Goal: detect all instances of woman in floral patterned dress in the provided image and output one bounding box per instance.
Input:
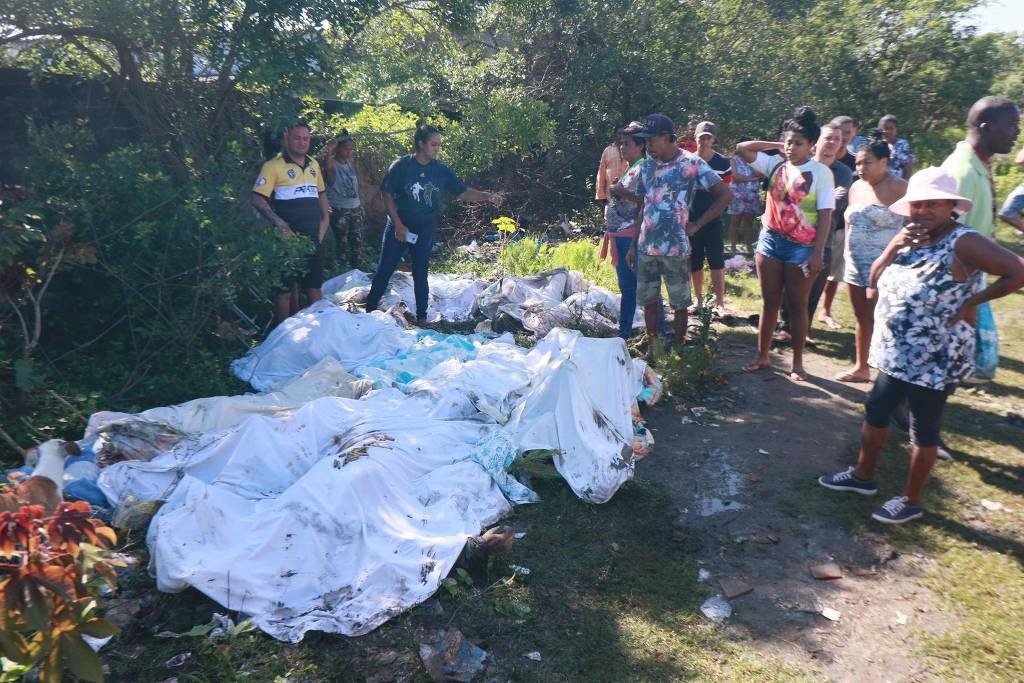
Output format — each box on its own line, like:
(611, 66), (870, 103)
(818, 168), (1024, 524)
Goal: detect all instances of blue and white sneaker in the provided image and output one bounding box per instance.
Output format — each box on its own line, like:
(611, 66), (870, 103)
(818, 466), (878, 495)
(871, 496), (923, 524)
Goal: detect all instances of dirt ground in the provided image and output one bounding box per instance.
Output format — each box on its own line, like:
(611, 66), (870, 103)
(639, 331), (957, 681)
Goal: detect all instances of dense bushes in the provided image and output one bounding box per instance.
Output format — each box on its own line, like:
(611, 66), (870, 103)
(0, 124), (313, 456)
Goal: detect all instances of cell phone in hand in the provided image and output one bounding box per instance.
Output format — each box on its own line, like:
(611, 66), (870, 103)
(406, 232), (418, 244)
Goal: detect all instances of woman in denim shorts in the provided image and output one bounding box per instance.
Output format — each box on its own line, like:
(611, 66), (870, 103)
(735, 107), (836, 380)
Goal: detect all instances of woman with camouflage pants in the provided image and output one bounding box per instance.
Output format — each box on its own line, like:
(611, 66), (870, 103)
(321, 130), (364, 269)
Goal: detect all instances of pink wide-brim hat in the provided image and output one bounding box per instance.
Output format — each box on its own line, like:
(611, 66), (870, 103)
(889, 166), (974, 217)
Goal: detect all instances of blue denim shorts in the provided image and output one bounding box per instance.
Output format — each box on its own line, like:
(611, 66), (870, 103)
(756, 226), (814, 265)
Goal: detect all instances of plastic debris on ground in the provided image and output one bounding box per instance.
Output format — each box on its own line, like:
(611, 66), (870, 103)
(418, 628), (487, 683)
(819, 606), (841, 621)
(700, 595), (733, 623)
(724, 254), (755, 273)
(476, 267), (643, 337)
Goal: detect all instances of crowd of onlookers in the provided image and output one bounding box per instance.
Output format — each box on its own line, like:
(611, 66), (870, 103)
(249, 98), (1024, 527)
(591, 98), (1024, 525)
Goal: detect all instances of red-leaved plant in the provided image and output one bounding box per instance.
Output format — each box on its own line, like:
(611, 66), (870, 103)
(0, 501), (122, 682)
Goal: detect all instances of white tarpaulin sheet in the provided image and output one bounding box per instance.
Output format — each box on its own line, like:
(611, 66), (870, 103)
(91, 277), (650, 641)
(140, 394), (512, 641)
(323, 269), (486, 323)
(230, 300), (416, 391)
(87, 357), (369, 448)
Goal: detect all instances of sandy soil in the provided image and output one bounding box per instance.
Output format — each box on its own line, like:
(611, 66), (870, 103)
(639, 334), (955, 682)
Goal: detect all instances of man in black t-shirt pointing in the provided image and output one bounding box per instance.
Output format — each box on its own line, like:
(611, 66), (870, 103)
(689, 121), (733, 314)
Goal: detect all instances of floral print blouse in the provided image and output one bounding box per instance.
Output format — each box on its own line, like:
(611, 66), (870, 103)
(636, 151), (722, 256)
(887, 138), (914, 178)
(869, 225), (983, 390)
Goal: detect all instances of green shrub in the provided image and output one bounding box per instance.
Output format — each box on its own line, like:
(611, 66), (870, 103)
(498, 237), (618, 291)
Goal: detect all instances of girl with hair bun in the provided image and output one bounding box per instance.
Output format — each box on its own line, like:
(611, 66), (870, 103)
(365, 120), (503, 324)
(735, 106), (836, 380)
(835, 129), (908, 383)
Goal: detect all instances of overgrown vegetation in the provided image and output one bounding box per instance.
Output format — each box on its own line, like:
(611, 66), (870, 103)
(659, 296), (723, 398)
(498, 236), (618, 290)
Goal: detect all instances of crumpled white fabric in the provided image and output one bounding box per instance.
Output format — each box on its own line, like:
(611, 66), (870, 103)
(230, 300), (416, 391)
(94, 272), (650, 642)
(140, 394), (512, 641)
(87, 357), (369, 442)
(323, 269), (486, 323)
(506, 329), (637, 503)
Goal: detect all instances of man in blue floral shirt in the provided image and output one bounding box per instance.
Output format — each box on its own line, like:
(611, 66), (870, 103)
(627, 113), (732, 357)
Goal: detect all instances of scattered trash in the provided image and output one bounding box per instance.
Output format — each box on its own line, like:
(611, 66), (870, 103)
(757, 448), (770, 455)
(165, 652), (193, 669)
(980, 499), (1007, 512)
(418, 628), (487, 683)
(810, 562), (844, 580)
(509, 564), (531, 576)
(514, 532), (527, 539)
(611, 542), (620, 552)
(82, 634), (113, 652)
(698, 568), (711, 582)
(523, 651), (542, 662)
(819, 606), (841, 622)
(733, 534), (748, 544)
(691, 407), (707, 417)
(103, 597), (143, 629)
(680, 416), (695, 425)
(112, 496), (164, 532)
(724, 254), (752, 272)
(455, 240), (482, 257)
(156, 613), (256, 640)
(894, 611), (908, 626)
(700, 595), (733, 623)
(752, 534), (779, 545)
(719, 579), (753, 599)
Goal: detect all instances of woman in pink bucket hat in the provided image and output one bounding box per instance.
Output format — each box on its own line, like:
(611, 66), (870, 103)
(818, 167), (1024, 524)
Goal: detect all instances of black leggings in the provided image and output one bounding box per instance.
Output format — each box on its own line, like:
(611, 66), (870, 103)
(864, 372), (953, 448)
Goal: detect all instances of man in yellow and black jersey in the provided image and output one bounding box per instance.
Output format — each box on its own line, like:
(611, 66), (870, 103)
(252, 120), (330, 325)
